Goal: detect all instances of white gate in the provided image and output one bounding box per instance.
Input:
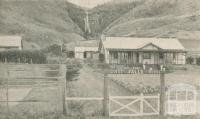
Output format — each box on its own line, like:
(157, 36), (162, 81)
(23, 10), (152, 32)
(109, 94), (160, 116)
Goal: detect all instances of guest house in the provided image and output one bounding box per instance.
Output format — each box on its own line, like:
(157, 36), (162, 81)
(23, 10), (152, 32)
(99, 37), (186, 65)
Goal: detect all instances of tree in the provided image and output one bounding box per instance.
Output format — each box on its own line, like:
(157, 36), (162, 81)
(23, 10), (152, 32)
(48, 44), (62, 56)
(186, 57), (194, 64)
(196, 57), (200, 65)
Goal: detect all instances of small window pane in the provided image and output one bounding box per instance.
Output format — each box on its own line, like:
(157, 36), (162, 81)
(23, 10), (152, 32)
(187, 91), (194, 100)
(170, 91), (176, 100)
(177, 91), (186, 101)
(113, 52), (118, 59)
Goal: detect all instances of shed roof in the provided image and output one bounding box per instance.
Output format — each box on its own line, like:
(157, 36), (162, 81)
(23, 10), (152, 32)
(0, 36), (22, 47)
(103, 37), (185, 50)
(75, 47), (98, 52)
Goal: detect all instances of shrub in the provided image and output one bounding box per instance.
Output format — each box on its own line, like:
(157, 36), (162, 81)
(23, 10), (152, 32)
(67, 51), (75, 58)
(99, 53), (105, 62)
(196, 57), (200, 65)
(47, 44), (62, 56)
(186, 57), (194, 64)
(163, 64), (174, 73)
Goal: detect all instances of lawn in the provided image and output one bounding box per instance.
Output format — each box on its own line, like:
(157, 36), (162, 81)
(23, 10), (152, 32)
(0, 63), (200, 119)
(108, 65), (200, 117)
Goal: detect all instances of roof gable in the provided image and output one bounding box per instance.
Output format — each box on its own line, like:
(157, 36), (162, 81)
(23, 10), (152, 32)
(139, 43), (161, 50)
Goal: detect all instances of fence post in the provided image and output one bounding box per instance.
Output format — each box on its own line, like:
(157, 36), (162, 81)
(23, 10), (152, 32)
(60, 64), (67, 116)
(6, 67), (9, 119)
(160, 71), (165, 119)
(140, 93), (144, 115)
(103, 73), (109, 117)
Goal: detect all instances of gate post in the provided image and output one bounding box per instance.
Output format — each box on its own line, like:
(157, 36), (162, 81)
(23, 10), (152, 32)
(60, 64), (67, 116)
(103, 73), (109, 117)
(160, 71), (165, 119)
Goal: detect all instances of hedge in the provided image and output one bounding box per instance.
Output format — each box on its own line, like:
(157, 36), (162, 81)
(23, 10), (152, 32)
(0, 50), (47, 64)
(196, 57), (200, 66)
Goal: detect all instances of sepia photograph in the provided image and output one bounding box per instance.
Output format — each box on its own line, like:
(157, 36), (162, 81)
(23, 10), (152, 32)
(0, 0), (200, 119)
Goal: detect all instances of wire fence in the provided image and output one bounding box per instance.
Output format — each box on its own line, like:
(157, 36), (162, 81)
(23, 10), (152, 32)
(0, 64), (65, 119)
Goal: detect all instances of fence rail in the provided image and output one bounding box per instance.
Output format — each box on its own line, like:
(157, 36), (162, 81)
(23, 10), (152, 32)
(109, 94), (160, 117)
(65, 97), (104, 101)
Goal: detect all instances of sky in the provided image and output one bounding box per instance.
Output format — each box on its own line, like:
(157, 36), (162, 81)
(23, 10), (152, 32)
(68, 0), (111, 8)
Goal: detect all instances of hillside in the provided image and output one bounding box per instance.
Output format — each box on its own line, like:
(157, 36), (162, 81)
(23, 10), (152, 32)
(88, 0), (144, 37)
(105, 0), (200, 51)
(0, 0), (85, 49)
(107, 0), (200, 37)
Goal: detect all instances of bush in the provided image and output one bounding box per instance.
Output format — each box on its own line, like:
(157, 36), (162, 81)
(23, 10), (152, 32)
(47, 44), (62, 56)
(196, 57), (200, 65)
(99, 53), (105, 62)
(186, 57), (194, 64)
(0, 50), (46, 64)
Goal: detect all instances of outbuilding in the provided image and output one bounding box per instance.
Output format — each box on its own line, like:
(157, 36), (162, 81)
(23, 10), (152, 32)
(0, 36), (22, 51)
(74, 40), (99, 60)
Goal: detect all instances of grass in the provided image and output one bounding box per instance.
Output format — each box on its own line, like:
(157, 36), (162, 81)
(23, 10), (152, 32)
(108, 65), (200, 117)
(0, 64), (64, 119)
(0, 63), (200, 119)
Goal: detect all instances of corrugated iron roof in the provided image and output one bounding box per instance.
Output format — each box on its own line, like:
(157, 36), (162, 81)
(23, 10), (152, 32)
(103, 37), (185, 50)
(0, 36), (22, 47)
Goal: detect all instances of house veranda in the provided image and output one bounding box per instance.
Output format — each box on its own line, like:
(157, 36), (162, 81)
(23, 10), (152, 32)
(100, 37), (186, 65)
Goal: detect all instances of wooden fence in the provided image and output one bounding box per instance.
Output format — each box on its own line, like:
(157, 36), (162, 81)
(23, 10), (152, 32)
(109, 94), (160, 116)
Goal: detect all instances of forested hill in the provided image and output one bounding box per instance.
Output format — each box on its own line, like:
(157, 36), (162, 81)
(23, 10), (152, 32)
(88, 0), (144, 37)
(0, 0), (85, 49)
(1, 0), (199, 50)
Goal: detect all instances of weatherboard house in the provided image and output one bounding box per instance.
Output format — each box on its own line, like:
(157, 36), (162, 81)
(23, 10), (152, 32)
(99, 37), (186, 65)
(0, 36), (22, 52)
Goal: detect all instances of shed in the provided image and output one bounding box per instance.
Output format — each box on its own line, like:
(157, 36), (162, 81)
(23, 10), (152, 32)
(0, 36), (22, 52)
(74, 40), (99, 59)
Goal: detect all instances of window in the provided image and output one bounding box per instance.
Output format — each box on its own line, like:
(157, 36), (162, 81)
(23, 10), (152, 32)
(159, 53), (164, 59)
(177, 91), (186, 101)
(143, 52), (151, 59)
(113, 52), (118, 59)
(170, 91), (176, 100)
